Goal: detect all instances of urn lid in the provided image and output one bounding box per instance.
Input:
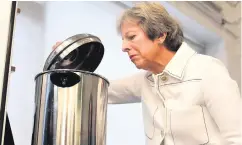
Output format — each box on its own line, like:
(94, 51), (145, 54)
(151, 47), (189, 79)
(43, 34), (104, 72)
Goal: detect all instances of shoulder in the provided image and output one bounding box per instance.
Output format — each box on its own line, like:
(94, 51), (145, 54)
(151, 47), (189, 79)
(191, 53), (226, 68)
(195, 55), (239, 98)
(191, 55), (240, 105)
(196, 54), (231, 80)
(186, 53), (231, 79)
(180, 53), (227, 81)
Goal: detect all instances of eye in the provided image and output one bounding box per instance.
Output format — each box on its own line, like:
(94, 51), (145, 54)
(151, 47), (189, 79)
(127, 35), (136, 40)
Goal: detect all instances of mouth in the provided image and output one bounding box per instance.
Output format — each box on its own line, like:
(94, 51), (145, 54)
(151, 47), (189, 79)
(129, 54), (137, 60)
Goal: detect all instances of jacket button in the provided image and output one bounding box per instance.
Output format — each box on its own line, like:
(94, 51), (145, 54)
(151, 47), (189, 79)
(161, 76), (168, 82)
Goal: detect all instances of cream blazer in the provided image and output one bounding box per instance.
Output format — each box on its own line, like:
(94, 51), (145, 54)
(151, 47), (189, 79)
(108, 42), (242, 145)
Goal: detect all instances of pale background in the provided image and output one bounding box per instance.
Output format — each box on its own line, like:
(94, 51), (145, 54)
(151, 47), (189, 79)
(6, 1), (241, 145)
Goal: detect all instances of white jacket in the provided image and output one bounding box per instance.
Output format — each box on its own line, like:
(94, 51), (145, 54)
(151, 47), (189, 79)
(108, 42), (242, 145)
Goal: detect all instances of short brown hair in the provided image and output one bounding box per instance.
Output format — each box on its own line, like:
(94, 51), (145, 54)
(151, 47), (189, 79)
(117, 2), (184, 51)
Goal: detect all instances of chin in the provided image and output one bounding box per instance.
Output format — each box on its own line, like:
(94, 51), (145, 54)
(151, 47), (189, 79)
(132, 59), (146, 70)
(135, 65), (142, 69)
(134, 62), (145, 70)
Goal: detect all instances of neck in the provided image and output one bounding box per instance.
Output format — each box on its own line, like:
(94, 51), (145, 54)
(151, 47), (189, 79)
(149, 46), (175, 74)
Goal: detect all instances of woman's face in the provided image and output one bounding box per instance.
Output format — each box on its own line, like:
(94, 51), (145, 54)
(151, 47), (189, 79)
(121, 20), (163, 70)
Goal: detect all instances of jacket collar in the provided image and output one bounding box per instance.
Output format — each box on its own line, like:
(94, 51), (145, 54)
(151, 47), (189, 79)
(145, 42), (197, 82)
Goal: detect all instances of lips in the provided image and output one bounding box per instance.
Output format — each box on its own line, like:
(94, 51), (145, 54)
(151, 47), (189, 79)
(129, 55), (136, 59)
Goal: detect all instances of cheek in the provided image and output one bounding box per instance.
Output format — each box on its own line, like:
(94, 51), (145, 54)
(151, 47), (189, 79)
(140, 43), (157, 59)
(129, 37), (157, 60)
(129, 43), (142, 54)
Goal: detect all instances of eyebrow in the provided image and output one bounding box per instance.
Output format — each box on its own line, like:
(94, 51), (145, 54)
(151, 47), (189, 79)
(125, 31), (135, 37)
(126, 31), (135, 35)
(121, 31), (136, 40)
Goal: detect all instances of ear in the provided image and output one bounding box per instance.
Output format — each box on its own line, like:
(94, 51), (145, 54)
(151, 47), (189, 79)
(158, 33), (167, 44)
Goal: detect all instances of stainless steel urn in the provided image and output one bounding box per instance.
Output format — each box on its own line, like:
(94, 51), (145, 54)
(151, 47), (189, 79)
(31, 34), (109, 145)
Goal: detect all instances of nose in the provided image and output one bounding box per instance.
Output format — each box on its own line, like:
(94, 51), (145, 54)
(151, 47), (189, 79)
(122, 40), (130, 52)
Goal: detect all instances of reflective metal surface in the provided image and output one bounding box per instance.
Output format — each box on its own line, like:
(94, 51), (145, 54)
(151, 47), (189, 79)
(43, 34), (104, 72)
(32, 69), (109, 145)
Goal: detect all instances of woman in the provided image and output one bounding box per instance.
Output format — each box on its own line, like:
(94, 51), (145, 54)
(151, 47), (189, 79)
(53, 2), (241, 145)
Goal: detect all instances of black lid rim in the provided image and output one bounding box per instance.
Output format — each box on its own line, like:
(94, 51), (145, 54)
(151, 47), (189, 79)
(35, 69), (110, 86)
(43, 34), (104, 72)
(44, 34), (96, 71)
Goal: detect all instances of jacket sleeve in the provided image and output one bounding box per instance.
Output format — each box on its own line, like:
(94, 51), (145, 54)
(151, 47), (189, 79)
(107, 72), (144, 104)
(202, 58), (242, 145)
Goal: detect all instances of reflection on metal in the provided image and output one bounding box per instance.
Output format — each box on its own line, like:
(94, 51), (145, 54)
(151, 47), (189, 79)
(32, 69), (109, 145)
(44, 34), (104, 72)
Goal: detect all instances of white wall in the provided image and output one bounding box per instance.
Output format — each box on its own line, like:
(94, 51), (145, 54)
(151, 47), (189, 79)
(7, 2), (45, 145)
